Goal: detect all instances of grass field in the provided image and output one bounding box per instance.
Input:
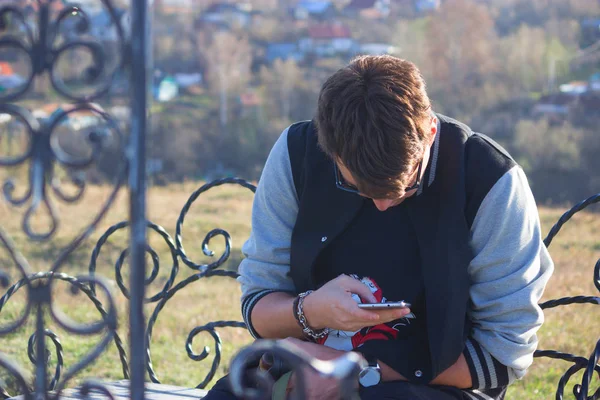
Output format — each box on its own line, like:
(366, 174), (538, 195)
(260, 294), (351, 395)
(0, 181), (598, 399)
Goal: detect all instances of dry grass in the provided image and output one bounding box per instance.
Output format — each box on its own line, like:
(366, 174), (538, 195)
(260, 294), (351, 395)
(0, 181), (599, 399)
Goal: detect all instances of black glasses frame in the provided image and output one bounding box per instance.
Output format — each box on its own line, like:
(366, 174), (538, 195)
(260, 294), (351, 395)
(334, 159), (423, 196)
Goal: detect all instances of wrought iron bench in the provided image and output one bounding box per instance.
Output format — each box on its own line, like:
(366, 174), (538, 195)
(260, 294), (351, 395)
(0, 0), (598, 397)
(1, 178), (599, 400)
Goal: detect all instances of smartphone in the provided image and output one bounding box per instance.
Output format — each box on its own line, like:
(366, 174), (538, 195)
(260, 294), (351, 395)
(358, 301), (411, 309)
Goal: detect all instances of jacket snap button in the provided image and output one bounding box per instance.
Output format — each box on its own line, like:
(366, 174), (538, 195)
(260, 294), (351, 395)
(321, 236), (327, 242)
(414, 370), (423, 378)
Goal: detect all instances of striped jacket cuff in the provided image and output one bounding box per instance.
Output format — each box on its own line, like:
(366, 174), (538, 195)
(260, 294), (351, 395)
(463, 337), (510, 389)
(463, 387), (507, 400)
(241, 289), (290, 339)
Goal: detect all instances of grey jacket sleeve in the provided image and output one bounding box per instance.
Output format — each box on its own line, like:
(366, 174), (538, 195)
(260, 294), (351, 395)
(237, 128), (298, 338)
(465, 166), (554, 388)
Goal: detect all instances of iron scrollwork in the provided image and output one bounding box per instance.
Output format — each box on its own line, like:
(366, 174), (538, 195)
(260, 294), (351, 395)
(0, 0), (126, 103)
(535, 192), (600, 400)
(228, 340), (367, 400)
(160, 178), (256, 388)
(0, 102), (124, 240)
(1, 1), (260, 393)
(87, 178), (256, 389)
(0, 0), (127, 241)
(0, 0), (129, 398)
(0, 229), (120, 399)
(0, 1), (598, 400)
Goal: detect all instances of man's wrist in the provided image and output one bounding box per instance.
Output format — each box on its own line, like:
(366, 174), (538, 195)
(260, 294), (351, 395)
(299, 291), (324, 330)
(293, 291), (329, 340)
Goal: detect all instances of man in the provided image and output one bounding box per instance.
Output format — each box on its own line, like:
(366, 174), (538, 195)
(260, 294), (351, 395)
(207, 55), (553, 399)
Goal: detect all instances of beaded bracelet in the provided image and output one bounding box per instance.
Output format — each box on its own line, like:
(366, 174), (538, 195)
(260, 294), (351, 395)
(293, 290), (330, 340)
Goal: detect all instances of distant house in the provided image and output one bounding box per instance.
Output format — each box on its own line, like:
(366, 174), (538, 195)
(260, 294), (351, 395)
(156, 0), (197, 14)
(194, 18), (231, 33)
(580, 19), (600, 47)
(34, 103), (106, 129)
(88, 9), (130, 42)
(0, 63), (14, 76)
(0, 62), (26, 93)
(344, 0), (390, 19)
(238, 90), (263, 120)
(17, 0), (65, 30)
(533, 91), (600, 123)
(17, 0), (66, 13)
(294, 0), (337, 20)
(239, 91), (261, 106)
(157, 79), (179, 102)
(0, 75), (26, 93)
(266, 43), (305, 64)
(579, 92), (600, 112)
(533, 93), (578, 122)
(67, 0), (106, 13)
(174, 73), (203, 88)
(356, 43), (399, 56)
(153, 74), (179, 102)
(200, 3), (253, 29)
(414, 0), (440, 13)
(299, 23), (355, 57)
(589, 73), (600, 92)
(559, 81), (589, 95)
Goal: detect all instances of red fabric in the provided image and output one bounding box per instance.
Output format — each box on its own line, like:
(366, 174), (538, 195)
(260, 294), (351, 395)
(316, 276), (409, 350)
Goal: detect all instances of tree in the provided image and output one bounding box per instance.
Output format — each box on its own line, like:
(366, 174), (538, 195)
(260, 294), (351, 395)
(567, 0), (600, 16)
(499, 26), (577, 94)
(423, 0), (501, 118)
(500, 25), (551, 94)
(154, 12), (200, 73)
(392, 18), (429, 72)
(204, 31), (252, 127)
(512, 119), (588, 203)
(259, 59), (303, 121)
(347, 18), (394, 44)
(249, 15), (286, 42)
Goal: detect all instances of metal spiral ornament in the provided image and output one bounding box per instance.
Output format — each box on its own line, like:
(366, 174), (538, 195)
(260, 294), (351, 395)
(143, 179), (256, 387)
(175, 178), (257, 272)
(0, 0), (126, 103)
(185, 321), (248, 389)
(0, 271), (128, 393)
(145, 263), (244, 387)
(0, 1), (594, 394)
(0, 353), (31, 400)
(88, 221), (180, 303)
(544, 193), (600, 247)
(535, 192), (600, 400)
(55, 379), (116, 400)
(27, 329), (64, 391)
(229, 340), (366, 400)
(0, 0), (141, 398)
(0, 102), (125, 241)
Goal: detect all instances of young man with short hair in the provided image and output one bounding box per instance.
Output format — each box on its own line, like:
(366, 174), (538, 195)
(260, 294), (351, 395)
(207, 55), (553, 400)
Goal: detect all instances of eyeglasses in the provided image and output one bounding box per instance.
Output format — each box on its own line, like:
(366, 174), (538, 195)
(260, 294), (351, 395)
(334, 159), (423, 197)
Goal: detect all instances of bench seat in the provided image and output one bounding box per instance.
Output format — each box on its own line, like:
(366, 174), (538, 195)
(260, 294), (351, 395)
(8, 380), (208, 400)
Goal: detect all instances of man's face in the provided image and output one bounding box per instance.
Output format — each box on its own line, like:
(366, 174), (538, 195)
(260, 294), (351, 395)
(336, 161), (422, 211)
(335, 116), (437, 212)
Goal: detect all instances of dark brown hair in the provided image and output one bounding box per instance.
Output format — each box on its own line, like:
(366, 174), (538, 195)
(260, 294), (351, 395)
(316, 55), (432, 199)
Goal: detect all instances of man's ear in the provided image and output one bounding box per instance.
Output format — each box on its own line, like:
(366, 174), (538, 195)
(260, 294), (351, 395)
(429, 117), (438, 145)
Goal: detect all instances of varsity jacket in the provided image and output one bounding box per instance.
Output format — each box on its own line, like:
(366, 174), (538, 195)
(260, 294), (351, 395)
(237, 115), (553, 398)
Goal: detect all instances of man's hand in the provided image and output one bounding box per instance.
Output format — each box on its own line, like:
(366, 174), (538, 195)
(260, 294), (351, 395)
(280, 337), (356, 400)
(302, 274), (411, 332)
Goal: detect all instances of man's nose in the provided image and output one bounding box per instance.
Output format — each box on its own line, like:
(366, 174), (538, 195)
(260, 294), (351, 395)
(372, 199), (395, 211)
